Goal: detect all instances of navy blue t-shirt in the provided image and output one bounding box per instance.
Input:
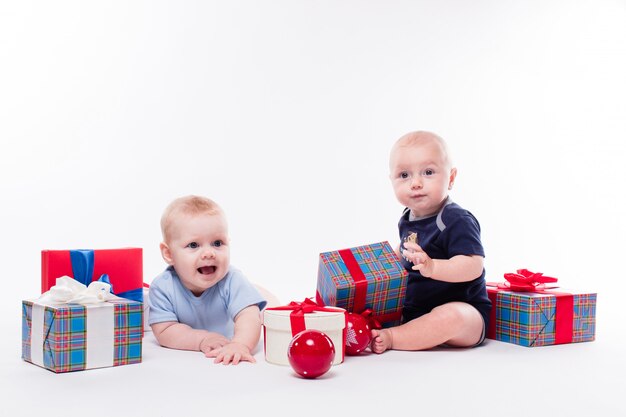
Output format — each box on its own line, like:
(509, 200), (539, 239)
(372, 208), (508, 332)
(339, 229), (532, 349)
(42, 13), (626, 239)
(398, 199), (491, 327)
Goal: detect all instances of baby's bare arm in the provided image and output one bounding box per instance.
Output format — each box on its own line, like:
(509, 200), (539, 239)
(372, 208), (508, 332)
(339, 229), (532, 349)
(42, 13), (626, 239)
(210, 305), (262, 365)
(231, 305), (262, 350)
(428, 255), (484, 282)
(151, 321), (229, 352)
(403, 241), (483, 282)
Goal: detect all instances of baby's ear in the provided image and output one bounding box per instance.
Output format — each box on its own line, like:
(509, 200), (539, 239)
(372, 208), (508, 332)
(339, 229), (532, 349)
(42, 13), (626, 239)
(448, 168), (458, 190)
(160, 242), (174, 265)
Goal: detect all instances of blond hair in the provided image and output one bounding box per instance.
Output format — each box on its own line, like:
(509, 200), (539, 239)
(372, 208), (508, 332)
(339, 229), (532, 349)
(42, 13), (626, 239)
(391, 130), (453, 168)
(160, 195), (223, 242)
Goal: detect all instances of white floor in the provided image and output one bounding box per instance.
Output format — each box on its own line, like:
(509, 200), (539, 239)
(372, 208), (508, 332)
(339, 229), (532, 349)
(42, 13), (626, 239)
(4, 315), (625, 417)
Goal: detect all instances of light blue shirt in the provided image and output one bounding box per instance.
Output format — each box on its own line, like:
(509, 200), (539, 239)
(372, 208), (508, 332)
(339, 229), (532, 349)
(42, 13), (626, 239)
(148, 265), (267, 338)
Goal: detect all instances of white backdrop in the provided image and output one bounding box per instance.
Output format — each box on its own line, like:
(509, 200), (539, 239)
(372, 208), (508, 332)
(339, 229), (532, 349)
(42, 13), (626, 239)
(1, 0), (625, 414)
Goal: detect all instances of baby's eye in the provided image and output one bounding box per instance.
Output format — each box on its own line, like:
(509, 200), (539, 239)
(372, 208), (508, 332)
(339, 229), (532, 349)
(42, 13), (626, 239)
(211, 240), (223, 247)
(399, 172), (409, 179)
(186, 242), (199, 249)
(423, 169), (435, 176)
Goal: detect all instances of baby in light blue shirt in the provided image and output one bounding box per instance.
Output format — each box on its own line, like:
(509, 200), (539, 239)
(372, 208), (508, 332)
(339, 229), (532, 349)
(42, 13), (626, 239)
(149, 195), (266, 365)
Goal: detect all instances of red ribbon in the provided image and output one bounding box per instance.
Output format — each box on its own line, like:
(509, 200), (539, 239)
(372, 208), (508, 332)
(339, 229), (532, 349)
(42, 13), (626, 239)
(487, 269), (574, 344)
(499, 268), (558, 292)
(359, 309), (382, 330)
(266, 298), (344, 337)
(338, 248), (368, 314)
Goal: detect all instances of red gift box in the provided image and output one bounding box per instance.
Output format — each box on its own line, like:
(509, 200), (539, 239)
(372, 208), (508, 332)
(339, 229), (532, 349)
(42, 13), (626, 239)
(41, 248), (143, 302)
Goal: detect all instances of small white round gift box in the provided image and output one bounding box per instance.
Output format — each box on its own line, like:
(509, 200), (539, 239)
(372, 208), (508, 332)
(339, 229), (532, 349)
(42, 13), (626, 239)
(263, 304), (346, 366)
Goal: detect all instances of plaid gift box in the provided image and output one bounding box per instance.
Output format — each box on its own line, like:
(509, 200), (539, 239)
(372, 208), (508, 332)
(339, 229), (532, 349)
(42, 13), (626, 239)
(42, 248), (143, 302)
(263, 299), (346, 366)
(22, 279), (143, 373)
(487, 269), (597, 347)
(316, 241), (408, 327)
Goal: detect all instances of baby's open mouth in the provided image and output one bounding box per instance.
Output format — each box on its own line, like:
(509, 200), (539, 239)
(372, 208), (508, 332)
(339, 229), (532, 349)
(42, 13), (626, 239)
(198, 266), (216, 275)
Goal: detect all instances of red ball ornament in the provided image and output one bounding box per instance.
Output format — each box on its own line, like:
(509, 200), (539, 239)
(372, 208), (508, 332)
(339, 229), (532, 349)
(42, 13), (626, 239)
(288, 330), (335, 379)
(345, 312), (372, 355)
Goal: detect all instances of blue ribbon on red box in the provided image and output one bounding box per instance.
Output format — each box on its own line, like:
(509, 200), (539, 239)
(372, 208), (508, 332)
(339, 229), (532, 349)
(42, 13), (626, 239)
(69, 250), (143, 302)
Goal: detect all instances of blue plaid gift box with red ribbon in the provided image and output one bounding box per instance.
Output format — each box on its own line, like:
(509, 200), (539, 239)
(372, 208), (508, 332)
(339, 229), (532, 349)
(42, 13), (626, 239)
(22, 277), (143, 373)
(487, 269), (597, 347)
(41, 248), (143, 302)
(316, 241), (408, 327)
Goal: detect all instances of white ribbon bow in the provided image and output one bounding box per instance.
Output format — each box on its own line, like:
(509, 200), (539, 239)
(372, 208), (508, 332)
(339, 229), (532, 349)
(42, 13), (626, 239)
(38, 275), (120, 305)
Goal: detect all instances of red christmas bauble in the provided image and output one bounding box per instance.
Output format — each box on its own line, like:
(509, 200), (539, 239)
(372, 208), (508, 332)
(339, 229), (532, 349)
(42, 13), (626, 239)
(345, 313), (372, 355)
(288, 330), (335, 379)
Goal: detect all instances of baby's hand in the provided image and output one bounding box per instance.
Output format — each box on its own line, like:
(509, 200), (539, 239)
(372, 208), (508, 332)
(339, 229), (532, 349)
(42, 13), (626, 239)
(402, 241), (434, 278)
(199, 333), (230, 356)
(208, 342), (256, 365)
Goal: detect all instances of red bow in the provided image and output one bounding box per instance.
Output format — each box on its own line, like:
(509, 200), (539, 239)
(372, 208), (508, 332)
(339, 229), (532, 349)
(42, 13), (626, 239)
(267, 298), (344, 336)
(280, 298), (321, 312)
(359, 309), (382, 330)
(499, 269), (558, 292)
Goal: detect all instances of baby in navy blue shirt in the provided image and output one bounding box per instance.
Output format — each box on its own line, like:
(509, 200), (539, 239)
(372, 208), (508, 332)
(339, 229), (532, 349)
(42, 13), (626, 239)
(371, 131), (491, 353)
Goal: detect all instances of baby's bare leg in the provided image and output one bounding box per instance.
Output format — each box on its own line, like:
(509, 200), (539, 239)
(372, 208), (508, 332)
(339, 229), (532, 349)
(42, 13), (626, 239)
(371, 302), (483, 352)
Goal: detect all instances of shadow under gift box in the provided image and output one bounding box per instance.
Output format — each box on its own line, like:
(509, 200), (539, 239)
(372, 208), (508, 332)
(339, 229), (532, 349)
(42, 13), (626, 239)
(316, 241), (408, 327)
(22, 298), (143, 373)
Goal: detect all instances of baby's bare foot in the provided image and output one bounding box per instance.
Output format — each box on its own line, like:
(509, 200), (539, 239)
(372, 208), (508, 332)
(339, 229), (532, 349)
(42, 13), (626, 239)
(370, 328), (393, 354)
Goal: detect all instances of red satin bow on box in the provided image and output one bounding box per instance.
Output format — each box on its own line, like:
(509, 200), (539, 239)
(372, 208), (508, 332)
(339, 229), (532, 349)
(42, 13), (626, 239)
(266, 298), (345, 337)
(498, 268), (559, 292)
